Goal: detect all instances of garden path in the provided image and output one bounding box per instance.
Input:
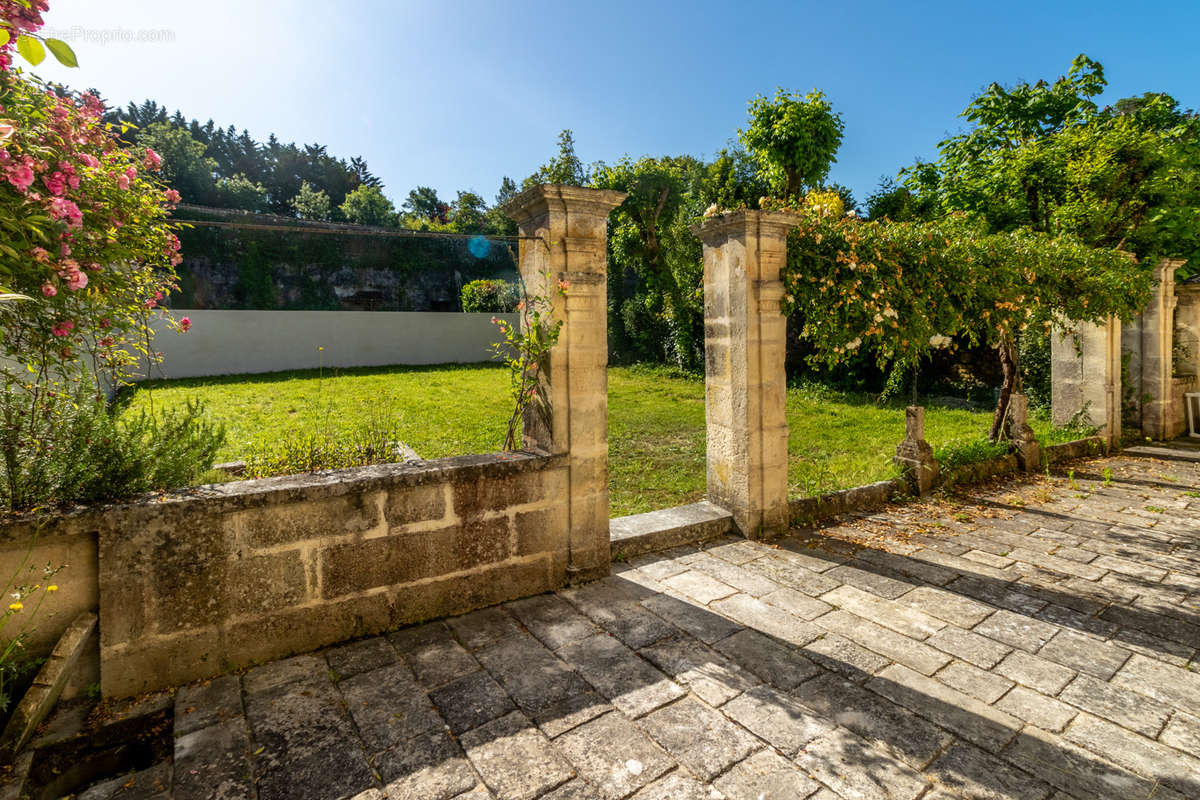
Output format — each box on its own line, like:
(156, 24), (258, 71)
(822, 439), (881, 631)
(99, 443), (1200, 800)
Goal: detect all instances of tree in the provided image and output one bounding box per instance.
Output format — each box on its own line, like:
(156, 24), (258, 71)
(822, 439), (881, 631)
(214, 173), (268, 212)
(895, 54), (1200, 432)
(403, 186), (448, 223)
(449, 190), (487, 234)
(739, 89), (844, 199)
(524, 130), (589, 188)
(292, 180), (332, 220)
(135, 121), (217, 205)
(483, 176), (519, 236)
(339, 185), (395, 226)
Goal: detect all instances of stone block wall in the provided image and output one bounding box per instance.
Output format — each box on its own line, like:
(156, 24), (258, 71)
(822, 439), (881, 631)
(0, 523), (98, 658)
(1, 451), (569, 698)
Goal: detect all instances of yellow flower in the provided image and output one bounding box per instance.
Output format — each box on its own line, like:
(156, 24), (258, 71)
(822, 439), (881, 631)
(9, 602), (23, 611)
(47, 585), (58, 593)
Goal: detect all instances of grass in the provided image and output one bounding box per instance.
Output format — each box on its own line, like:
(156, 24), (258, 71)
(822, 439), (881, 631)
(125, 363), (1083, 517)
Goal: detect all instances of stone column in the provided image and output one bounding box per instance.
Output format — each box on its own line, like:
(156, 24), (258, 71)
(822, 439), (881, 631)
(894, 407), (938, 495)
(1139, 259), (1183, 440)
(1008, 393), (1041, 471)
(503, 185), (627, 583)
(1176, 283), (1200, 379)
(1051, 318), (1122, 449)
(692, 210), (801, 539)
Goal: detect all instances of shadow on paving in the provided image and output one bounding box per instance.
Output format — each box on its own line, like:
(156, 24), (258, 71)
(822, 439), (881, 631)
(164, 449), (1200, 800)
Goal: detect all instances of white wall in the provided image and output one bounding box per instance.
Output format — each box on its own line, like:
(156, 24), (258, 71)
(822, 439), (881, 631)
(148, 310), (518, 379)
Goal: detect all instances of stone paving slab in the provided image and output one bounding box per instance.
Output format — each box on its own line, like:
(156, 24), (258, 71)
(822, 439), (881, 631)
(128, 445), (1200, 800)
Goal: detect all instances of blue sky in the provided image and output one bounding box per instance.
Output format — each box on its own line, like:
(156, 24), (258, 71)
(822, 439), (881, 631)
(32, 0), (1200, 209)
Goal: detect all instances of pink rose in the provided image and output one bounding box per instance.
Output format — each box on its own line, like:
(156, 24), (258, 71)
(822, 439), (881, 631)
(51, 320), (74, 337)
(41, 283), (57, 297)
(6, 163), (34, 191)
(179, 316), (191, 332)
(143, 148), (162, 170)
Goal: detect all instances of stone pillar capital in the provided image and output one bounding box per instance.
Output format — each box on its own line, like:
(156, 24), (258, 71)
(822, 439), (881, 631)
(690, 209), (804, 247)
(503, 184), (627, 241)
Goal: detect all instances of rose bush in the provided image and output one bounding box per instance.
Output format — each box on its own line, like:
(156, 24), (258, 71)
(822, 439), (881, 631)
(0, 1), (222, 509)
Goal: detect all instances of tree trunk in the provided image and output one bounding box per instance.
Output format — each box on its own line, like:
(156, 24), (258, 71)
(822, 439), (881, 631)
(990, 334), (1019, 441)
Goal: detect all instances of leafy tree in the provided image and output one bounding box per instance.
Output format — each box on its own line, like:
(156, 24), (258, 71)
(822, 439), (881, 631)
(404, 186), (449, 223)
(292, 180), (332, 221)
(135, 121), (217, 205)
(524, 130), (589, 188)
(450, 190), (487, 234)
(339, 185), (396, 226)
(213, 173), (268, 212)
(865, 176), (936, 221)
(483, 176), (519, 236)
(894, 54), (1200, 429)
(739, 89), (844, 198)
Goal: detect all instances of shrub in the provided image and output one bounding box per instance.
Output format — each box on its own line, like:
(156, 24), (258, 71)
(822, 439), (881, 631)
(461, 279), (519, 313)
(0, 390), (225, 509)
(242, 419), (405, 478)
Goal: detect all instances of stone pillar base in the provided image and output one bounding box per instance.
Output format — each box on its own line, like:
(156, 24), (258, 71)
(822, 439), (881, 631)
(894, 407), (938, 496)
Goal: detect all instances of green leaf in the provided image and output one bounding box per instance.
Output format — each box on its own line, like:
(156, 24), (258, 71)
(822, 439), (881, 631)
(0, 30), (9, 48)
(16, 35), (45, 66)
(44, 38), (78, 68)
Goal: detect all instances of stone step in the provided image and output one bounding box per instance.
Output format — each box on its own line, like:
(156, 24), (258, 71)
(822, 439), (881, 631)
(610, 501), (733, 560)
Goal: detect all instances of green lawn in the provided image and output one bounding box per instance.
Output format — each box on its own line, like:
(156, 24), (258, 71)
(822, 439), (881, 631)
(126, 363), (1077, 517)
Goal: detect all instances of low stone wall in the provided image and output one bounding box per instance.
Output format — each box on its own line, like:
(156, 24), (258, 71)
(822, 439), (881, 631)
(789, 480), (902, 526)
(2, 451), (569, 698)
(1168, 377), (1195, 439)
(1044, 436), (1108, 465)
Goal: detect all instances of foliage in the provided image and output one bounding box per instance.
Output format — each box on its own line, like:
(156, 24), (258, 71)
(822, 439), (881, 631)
(243, 418), (403, 478)
(592, 155), (707, 370)
(0, 0), (77, 72)
(739, 88), (844, 198)
(403, 185), (449, 224)
(524, 130), (588, 188)
(338, 184), (395, 226)
(133, 122), (218, 207)
(213, 172), (267, 213)
(900, 54), (1200, 268)
(460, 278), (519, 313)
(0, 387), (224, 509)
(933, 436), (1010, 471)
(449, 190), (487, 234)
(772, 200), (1149, 437)
(291, 180), (331, 221)
(109, 99), (382, 216)
(491, 274), (568, 450)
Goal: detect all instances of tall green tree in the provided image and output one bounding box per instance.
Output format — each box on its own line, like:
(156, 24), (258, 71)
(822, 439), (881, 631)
(403, 186), (448, 223)
(450, 190), (487, 234)
(339, 185), (396, 226)
(739, 89), (844, 199)
(524, 130), (589, 188)
(292, 180), (332, 220)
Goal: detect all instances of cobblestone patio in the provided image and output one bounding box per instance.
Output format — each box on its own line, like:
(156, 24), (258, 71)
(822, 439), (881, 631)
(109, 444), (1199, 799)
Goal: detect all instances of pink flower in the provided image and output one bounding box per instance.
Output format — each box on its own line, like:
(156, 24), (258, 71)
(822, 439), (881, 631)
(143, 148), (162, 170)
(51, 320), (74, 337)
(43, 171), (66, 195)
(162, 188), (181, 205)
(65, 270), (87, 291)
(124, 165), (137, 180)
(48, 197), (83, 228)
(41, 283), (57, 297)
(77, 154), (100, 168)
(6, 163), (34, 191)
(178, 316), (191, 332)
(116, 174), (130, 190)
(31, 247), (50, 263)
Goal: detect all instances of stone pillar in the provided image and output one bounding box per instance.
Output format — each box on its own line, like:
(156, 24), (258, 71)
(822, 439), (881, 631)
(1008, 393), (1041, 471)
(1139, 259), (1183, 441)
(692, 210), (801, 540)
(1051, 318), (1122, 449)
(503, 185), (627, 583)
(894, 407), (938, 495)
(1176, 283), (1200, 380)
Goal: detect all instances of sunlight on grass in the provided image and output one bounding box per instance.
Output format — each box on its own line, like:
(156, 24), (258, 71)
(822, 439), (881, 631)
(124, 363), (1091, 517)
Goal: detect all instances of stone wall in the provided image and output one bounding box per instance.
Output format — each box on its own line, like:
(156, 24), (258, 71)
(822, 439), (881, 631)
(74, 451), (568, 697)
(0, 525), (97, 658)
